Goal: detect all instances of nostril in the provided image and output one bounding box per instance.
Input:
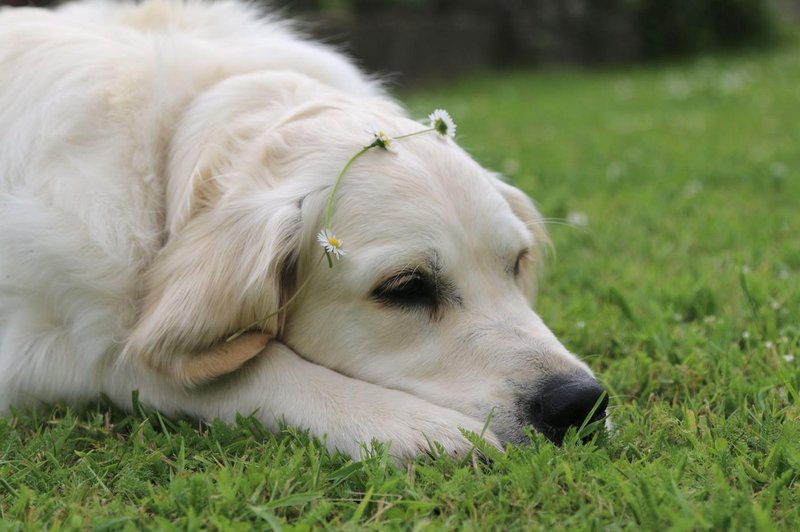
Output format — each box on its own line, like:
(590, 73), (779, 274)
(552, 379), (606, 428)
(528, 374), (608, 440)
(530, 400), (543, 419)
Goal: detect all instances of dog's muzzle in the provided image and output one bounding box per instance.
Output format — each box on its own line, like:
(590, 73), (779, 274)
(526, 373), (608, 444)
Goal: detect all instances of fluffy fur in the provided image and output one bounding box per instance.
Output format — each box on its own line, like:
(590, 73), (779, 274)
(0, 0), (598, 461)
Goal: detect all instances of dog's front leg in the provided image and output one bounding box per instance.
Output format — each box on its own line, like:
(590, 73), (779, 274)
(115, 341), (500, 462)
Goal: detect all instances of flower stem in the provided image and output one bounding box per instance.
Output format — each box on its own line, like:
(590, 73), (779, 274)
(226, 253), (325, 342)
(394, 127), (435, 140)
(324, 145), (371, 229)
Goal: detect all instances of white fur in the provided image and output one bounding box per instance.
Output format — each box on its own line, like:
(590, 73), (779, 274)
(0, 0), (595, 461)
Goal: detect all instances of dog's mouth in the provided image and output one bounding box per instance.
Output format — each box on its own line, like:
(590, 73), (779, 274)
(529, 406), (608, 445)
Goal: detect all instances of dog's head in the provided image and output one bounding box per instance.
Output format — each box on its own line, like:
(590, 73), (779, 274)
(129, 72), (607, 445)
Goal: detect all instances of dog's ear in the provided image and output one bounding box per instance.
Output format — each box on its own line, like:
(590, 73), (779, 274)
(128, 72), (356, 386)
(491, 175), (550, 297)
(124, 186), (304, 387)
(164, 71), (357, 236)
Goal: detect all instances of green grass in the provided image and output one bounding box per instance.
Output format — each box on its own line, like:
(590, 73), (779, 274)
(3, 43), (800, 529)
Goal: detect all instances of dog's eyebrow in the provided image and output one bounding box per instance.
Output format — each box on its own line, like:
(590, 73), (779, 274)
(378, 250), (438, 282)
(375, 265), (433, 289)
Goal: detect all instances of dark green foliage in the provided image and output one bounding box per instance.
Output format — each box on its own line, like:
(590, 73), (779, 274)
(278, 0), (781, 60)
(636, 0), (779, 58)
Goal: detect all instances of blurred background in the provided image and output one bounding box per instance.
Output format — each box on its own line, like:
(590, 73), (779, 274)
(5, 0), (797, 85)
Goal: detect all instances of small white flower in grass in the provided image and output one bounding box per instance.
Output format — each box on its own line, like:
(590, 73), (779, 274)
(567, 211), (589, 228)
(317, 228), (345, 259)
(428, 109), (456, 138)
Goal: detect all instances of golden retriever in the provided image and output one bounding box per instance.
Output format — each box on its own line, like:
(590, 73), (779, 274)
(0, 0), (607, 461)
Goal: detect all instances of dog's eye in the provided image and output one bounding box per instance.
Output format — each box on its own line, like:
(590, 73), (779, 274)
(513, 249), (529, 277)
(372, 274), (438, 308)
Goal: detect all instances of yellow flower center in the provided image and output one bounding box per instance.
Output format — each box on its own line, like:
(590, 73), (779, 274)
(328, 237), (340, 248)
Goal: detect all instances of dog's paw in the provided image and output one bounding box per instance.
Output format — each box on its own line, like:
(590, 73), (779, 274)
(326, 393), (502, 463)
(384, 404), (502, 463)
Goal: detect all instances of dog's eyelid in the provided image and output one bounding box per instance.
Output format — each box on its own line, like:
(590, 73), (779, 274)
(381, 274), (415, 290)
(511, 248), (530, 277)
(374, 270), (427, 293)
(377, 266), (428, 285)
(370, 268), (443, 310)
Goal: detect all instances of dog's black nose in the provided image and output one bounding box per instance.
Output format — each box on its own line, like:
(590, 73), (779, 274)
(527, 373), (608, 444)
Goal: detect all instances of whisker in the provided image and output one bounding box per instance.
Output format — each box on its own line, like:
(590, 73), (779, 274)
(536, 218), (591, 233)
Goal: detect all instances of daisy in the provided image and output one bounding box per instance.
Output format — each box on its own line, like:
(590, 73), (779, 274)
(368, 127), (394, 150)
(428, 109), (456, 138)
(317, 228), (346, 259)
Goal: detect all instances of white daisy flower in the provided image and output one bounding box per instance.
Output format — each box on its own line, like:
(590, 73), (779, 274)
(317, 228), (345, 259)
(428, 109), (456, 138)
(367, 127), (394, 150)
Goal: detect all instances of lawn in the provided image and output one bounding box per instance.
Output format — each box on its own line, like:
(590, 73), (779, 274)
(2, 42), (799, 529)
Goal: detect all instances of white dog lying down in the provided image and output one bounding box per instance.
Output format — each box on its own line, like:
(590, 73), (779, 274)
(0, 0), (607, 460)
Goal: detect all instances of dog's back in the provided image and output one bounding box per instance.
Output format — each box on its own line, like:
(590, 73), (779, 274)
(0, 0), (375, 412)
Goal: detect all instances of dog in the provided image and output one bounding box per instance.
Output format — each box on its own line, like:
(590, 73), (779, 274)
(0, 0), (607, 461)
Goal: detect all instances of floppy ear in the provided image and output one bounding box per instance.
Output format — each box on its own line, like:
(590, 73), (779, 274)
(127, 71), (382, 386)
(123, 186), (304, 387)
(491, 175), (551, 298)
(124, 72), (344, 386)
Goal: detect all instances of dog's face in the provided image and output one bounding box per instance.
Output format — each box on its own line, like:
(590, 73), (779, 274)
(132, 76), (607, 445)
(273, 112), (607, 445)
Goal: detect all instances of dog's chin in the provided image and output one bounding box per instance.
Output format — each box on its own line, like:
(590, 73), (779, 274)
(530, 421), (572, 446)
(493, 411), (611, 447)
(532, 416), (610, 446)
(501, 424), (607, 448)
(493, 423), (568, 447)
